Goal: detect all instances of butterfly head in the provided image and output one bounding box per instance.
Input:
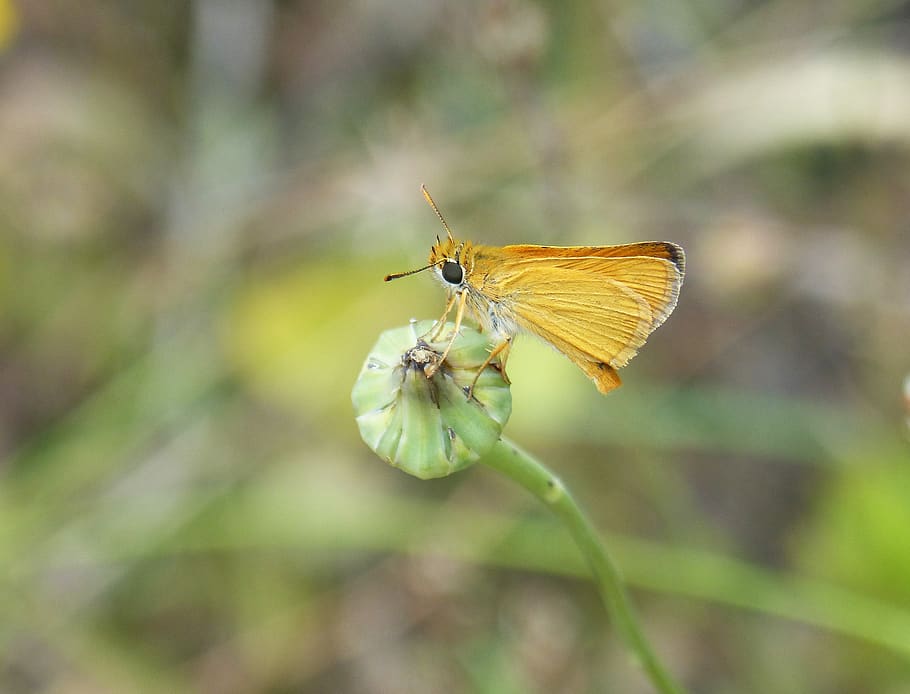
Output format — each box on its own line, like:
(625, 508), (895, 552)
(429, 236), (469, 287)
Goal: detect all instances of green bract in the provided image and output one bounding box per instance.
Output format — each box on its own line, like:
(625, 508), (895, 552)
(352, 320), (512, 479)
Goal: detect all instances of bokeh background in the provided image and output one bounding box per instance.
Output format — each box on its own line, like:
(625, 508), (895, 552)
(2, 1), (909, 692)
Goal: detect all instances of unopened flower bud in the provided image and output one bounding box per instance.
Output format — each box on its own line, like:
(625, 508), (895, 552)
(352, 320), (511, 479)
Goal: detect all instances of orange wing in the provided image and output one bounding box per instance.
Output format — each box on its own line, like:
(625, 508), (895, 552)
(471, 246), (684, 394)
(496, 241), (685, 276)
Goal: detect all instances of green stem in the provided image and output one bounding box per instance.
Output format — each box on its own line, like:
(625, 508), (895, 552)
(483, 437), (686, 694)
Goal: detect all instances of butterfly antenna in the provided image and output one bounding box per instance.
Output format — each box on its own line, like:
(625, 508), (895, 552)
(384, 259), (443, 282)
(421, 184), (455, 241)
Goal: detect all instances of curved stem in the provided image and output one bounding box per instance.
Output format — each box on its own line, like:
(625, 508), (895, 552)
(482, 437), (686, 694)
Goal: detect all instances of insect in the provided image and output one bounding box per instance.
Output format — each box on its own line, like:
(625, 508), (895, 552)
(385, 186), (685, 395)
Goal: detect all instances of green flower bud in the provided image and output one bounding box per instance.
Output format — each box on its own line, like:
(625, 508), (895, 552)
(352, 320), (512, 479)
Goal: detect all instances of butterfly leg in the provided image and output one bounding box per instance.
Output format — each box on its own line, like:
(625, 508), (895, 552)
(467, 337), (511, 398)
(428, 292), (458, 341)
(425, 290), (467, 378)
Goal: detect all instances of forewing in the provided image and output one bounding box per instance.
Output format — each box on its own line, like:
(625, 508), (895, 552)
(498, 242), (685, 276)
(501, 267), (656, 369)
(473, 250), (683, 372)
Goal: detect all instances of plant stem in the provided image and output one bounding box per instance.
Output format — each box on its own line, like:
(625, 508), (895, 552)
(482, 437), (686, 694)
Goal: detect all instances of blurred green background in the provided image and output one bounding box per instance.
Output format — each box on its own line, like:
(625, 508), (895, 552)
(1, 0), (909, 692)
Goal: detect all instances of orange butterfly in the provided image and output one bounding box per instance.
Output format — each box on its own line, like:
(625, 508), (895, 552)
(386, 186), (685, 394)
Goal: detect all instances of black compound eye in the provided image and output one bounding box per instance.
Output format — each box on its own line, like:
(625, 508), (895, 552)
(441, 261), (464, 285)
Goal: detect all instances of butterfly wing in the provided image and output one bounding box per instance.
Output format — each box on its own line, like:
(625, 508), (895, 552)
(498, 241), (685, 276)
(471, 246), (684, 394)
